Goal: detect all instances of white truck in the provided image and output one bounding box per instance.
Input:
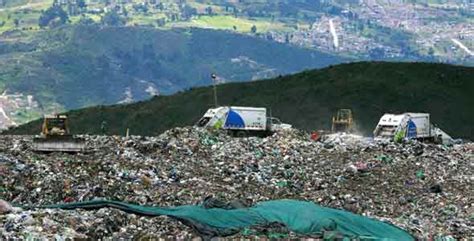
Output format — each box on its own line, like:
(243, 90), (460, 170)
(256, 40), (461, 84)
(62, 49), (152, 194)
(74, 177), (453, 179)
(197, 106), (291, 137)
(373, 113), (452, 144)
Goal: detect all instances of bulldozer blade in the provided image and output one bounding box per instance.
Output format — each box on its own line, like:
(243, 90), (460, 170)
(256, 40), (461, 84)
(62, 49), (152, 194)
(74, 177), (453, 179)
(32, 136), (85, 153)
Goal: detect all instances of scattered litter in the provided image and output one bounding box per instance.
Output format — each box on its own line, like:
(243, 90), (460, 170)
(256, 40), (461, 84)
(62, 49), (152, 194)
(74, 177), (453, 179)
(0, 127), (472, 239)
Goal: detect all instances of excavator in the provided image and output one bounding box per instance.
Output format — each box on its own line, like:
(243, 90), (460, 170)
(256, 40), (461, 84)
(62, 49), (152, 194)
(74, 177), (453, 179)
(331, 109), (354, 133)
(32, 114), (85, 152)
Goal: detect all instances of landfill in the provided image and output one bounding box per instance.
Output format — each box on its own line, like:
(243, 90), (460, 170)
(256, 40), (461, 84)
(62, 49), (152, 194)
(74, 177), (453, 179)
(0, 127), (472, 239)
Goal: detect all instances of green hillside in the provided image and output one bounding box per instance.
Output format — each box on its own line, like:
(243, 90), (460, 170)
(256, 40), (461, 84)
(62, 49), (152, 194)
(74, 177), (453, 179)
(0, 0), (472, 128)
(0, 25), (343, 124)
(7, 62), (474, 139)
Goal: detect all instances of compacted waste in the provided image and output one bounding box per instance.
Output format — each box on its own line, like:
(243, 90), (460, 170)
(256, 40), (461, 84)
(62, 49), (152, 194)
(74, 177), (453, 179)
(0, 127), (472, 239)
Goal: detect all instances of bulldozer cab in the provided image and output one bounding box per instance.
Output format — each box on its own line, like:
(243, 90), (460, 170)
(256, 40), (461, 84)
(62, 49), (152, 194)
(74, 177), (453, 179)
(332, 109), (354, 133)
(33, 114), (85, 152)
(42, 115), (69, 136)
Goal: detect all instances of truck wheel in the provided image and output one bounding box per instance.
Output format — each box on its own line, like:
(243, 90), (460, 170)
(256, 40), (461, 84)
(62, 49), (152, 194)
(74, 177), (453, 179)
(236, 131), (247, 138)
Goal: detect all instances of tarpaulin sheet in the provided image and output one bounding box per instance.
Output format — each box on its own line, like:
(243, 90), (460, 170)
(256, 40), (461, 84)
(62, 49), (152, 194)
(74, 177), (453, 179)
(33, 199), (414, 240)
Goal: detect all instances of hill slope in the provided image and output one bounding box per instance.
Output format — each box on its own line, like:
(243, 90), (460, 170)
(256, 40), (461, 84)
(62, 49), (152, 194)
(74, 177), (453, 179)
(1, 0), (472, 64)
(6, 62), (474, 139)
(1, 0), (472, 128)
(0, 25), (343, 126)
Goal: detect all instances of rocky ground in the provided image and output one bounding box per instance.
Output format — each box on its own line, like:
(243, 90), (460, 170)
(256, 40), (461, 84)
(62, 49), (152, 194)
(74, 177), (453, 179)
(0, 127), (472, 240)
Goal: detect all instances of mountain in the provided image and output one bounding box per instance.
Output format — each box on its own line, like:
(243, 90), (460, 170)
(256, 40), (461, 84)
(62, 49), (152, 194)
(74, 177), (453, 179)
(0, 25), (344, 127)
(7, 62), (474, 139)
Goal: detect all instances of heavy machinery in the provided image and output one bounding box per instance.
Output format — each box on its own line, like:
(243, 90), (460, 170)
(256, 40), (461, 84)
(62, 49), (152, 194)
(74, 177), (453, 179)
(331, 109), (354, 133)
(32, 114), (85, 152)
(197, 106), (291, 137)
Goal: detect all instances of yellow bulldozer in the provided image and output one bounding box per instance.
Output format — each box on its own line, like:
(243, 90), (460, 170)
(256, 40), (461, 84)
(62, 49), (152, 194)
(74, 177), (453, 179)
(331, 109), (354, 133)
(32, 114), (85, 152)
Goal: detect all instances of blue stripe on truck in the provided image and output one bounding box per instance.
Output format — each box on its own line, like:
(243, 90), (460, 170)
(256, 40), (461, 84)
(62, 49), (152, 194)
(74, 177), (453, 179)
(224, 110), (245, 128)
(406, 120), (417, 138)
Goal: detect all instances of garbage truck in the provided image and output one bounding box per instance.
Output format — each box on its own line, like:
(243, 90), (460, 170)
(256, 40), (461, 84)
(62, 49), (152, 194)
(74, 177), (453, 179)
(197, 106), (291, 137)
(373, 113), (452, 144)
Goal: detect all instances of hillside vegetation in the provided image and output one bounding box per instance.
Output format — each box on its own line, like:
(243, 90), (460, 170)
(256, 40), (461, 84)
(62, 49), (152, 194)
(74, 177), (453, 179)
(0, 0), (472, 127)
(1, 0), (472, 63)
(7, 62), (474, 139)
(0, 25), (343, 125)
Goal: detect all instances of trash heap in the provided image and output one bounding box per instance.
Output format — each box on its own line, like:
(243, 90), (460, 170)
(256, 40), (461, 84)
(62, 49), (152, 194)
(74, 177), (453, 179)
(0, 127), (472, 239)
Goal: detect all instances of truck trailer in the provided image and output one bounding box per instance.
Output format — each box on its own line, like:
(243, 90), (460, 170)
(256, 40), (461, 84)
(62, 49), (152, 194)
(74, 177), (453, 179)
(373, 113), (452, 144)
(197, 106), (291, 137)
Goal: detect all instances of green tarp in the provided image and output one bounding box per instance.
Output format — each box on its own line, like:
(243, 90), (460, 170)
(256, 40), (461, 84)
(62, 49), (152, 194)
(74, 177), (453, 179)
(32, 199), (414, 240)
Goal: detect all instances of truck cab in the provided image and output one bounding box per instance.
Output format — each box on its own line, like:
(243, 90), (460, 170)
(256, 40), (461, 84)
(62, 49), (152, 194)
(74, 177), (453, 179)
(196, 107), (229, 129)
(267, 117), (292, 132)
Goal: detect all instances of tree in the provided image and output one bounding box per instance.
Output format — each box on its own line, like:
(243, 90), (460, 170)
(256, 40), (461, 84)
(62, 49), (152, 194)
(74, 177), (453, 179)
(122, 6), (128, 17)
(13, 19), (19, 27)
(156, 2), (164, 11)
(78, 16), (95, 25)
(205, 6), (213, 15)
(77, 0), (87, 9)
(101, 11), (126, 26)
(156, 18), (166, 27)
(233, 8), (238, 18)
(38, 5), (69, 28)
(182, 5), (197, 20)
(251, 25), (257, 33)
(133, 3), (148, 13)
(100, 121), (108, 134)
(170, 13), (178, 21)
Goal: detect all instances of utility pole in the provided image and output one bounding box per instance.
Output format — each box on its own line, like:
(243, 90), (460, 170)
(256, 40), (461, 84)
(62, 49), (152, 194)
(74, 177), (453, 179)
(211, 73), (218, 107)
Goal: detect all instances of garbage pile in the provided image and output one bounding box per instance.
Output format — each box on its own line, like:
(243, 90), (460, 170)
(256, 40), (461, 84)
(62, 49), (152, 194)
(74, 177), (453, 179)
(0, 127), (472, 239)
